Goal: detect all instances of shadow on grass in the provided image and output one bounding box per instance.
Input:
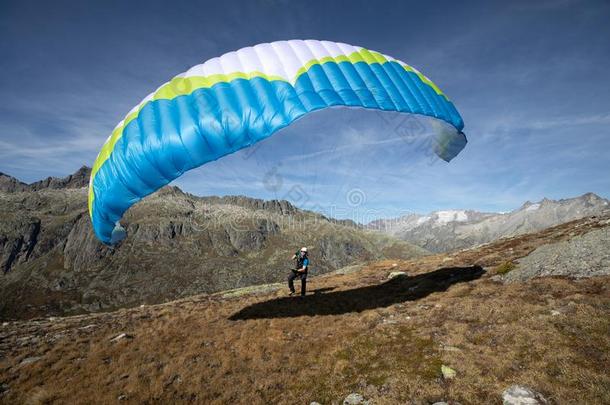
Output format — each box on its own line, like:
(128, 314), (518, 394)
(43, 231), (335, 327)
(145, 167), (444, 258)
(229, 265), (485, 320)
(311, 287), (337, 295)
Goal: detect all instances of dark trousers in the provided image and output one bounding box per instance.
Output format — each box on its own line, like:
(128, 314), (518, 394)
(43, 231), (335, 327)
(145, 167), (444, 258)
(288, 270), (307, 296)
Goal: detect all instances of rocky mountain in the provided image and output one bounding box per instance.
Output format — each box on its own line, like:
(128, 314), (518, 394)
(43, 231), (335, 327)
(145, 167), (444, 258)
(0, 168), (427, 320)
(368, 193), (610, 252)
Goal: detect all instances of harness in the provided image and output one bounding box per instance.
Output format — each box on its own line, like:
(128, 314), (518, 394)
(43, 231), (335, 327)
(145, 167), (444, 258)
(295, 254), (308, 272)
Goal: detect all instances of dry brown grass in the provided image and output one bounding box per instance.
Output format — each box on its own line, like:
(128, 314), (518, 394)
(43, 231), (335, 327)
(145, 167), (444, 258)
(1, 215), (609, 404)
(1, 273), (608, 404)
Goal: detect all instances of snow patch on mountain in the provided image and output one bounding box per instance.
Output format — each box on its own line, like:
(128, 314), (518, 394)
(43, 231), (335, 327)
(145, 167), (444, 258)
(435, 210), (468, 224)
(416, 216), (431, 225)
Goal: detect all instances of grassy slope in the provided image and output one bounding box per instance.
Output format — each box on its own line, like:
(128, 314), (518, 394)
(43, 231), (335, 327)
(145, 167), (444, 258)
(0, 215), (608, 404)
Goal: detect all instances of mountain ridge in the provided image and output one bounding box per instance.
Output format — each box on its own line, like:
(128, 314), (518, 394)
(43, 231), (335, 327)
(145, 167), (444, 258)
(2, 166), (608, 319)
(368, 192), (609, 252)
(0, 168), (427, 320)
(0, 166), (91, 193)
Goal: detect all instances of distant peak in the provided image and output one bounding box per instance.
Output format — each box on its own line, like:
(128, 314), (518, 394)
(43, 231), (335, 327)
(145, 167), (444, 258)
(515, 193), (609, 212)
(519, 198), (551, 210)
(75, 165), (92, 176)
(540, 197), (553, 205)
(156, 185), (186, 196)
(28, 166), (91, 191)
(580, 192), (603, 201)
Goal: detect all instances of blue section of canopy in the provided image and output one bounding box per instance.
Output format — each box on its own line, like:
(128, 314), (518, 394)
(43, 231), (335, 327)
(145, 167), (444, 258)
(91, 60), (466, 243)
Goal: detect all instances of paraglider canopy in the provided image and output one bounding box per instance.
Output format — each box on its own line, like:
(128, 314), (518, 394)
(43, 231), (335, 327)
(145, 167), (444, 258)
(89, 39), (467, 244)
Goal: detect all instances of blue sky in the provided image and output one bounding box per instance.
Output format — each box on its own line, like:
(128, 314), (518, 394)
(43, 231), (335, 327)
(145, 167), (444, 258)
(1, 0), (609, 220)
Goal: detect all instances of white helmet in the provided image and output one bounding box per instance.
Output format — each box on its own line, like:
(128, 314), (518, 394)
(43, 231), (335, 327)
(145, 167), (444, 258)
(300, 247), (308, 252)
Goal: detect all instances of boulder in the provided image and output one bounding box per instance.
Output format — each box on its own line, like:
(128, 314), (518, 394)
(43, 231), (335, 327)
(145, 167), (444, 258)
(502, 385), (548, 405)
(343, 392), (369, 405)
(441, 365), (457, 379)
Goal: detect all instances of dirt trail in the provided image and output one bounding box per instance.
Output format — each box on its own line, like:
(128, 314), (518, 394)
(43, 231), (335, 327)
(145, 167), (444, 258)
(1, 215), (609, 404)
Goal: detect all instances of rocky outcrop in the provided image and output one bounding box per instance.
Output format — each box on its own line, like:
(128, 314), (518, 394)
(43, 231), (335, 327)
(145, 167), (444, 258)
(500, 225), (610, 282)
(225, 218), (280, 251)
(0, 172), (29, 193)
(0, 217), (41, 273)
(62, 214), (113, 271)
(318, 235), (369, 268)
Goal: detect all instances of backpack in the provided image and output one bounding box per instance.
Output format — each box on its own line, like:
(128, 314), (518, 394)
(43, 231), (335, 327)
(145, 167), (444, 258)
(295, 252), (309, 271)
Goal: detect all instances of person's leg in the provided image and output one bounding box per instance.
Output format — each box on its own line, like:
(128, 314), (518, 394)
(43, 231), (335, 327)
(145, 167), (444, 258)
(288, 271), (297, 294)
(300, 273), (307, 296)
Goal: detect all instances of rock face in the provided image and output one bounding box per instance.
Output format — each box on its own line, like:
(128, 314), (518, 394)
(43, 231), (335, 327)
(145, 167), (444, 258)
(501, 225), (610, 282)
(0, 217), (41, 273)
(0, 172), (29, 193)
(0, 168), (428, 320)
(368, 193), (610, 252)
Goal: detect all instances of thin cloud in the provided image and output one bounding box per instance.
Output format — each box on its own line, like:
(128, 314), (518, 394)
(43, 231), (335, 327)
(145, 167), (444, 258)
(529, 113), (610, 130)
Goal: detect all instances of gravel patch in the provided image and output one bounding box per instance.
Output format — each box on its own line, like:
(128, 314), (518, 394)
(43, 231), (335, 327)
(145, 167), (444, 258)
(503, 227), (610, 282)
